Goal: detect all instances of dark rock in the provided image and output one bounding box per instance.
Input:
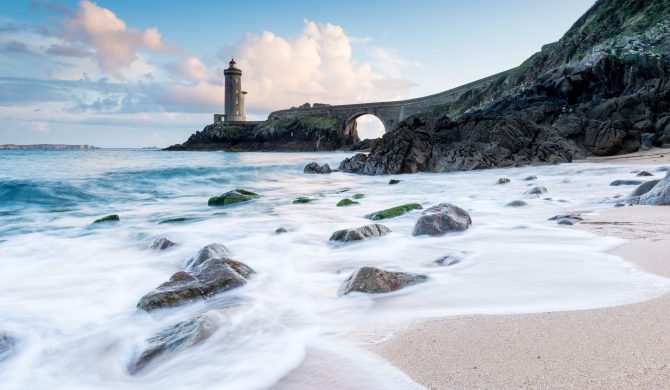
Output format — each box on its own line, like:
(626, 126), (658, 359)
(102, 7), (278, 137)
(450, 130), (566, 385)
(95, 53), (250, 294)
(128, 311), (221, 374)
(150, 238), (176, 250)
(525, 186), (548, 195)
(0, 332), (16, 361)
(548, 213), (583, 225)
(630, 180), (661, 197)
(640, 133), (654, 151)
(426, 251), (470, 267)
(412, 203), (472, 236)
(389, 179), (401, 185)
(523, 175), (537, 181)
(93, 214), (119, 223)
(185, 243), (232, 269)
(137, 258), (254, 311)
(506, 200), (527, 207)
(365, 203), (423, 220)
(275, 227), (288, 234)
(208, 189), (260, 206)
(610, 180), (643, 186)
(304, 162), (332, 174)
(352, 193), (365, 199)
(637, 171), (653, 177)
(497, 177), (510, 184)
(614, 203), (625, 207)
(293, 196), (314, 204)
(631, 175), (670, 205)
(330, 224), (391, 242)
(337, 267), (428, 296)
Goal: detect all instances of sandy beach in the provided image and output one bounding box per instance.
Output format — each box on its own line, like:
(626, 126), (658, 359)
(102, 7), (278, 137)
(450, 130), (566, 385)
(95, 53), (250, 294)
(372, 151), (670, 389)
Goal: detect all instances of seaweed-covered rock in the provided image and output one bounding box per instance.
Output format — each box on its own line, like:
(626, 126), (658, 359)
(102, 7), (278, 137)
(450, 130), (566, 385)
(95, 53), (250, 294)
(137, 258), (254, 311)
(412, 203), (472, 236)
(365, 203), (423, 220)
(208, 189), (259, 206)
(389, 179), (401, 185)
(352, 193), (365, 199)
(337, 267), (428, 296)
(150, 238), (176, 250)
(93, 214), (119, 223)
(336, 198), (359, 207)
(293, 196), (314, 204)
(304, 162), (332, 174)
(330, 224), (391, 242)
(128, 311), (221, 374)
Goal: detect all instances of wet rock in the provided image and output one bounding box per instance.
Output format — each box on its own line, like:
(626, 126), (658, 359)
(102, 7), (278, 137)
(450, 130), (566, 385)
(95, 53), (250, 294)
(549, 213), (583, 225)
(365, 203), (423, 220)
(388, 179), (401, 185)
(657, 166), (670, 172)
(137, 258), (254, 311)
(336, 198), (359, 207)
(208, 189), (260, 206)
(0, 332), (16, 361)
(159, 217), (192, 224)
(337, 267), (428, 296)
(497, 177), (510, 184)
(610, 180), (643, 186)
(631, 175), (670, 205)
(614, 203), (625, 207)
(128, 311), (221, 374)
(150, 238), (176, 250)
(640, 133), (654, 151)
(523, 175), (537, 181)
(303, 162), (332, 174)
(352, 193), (365, 199)
(630, 180), (660, 197)
(525, 186), (548, 195)
(425, 251), (470, 267)
(412, 203), (472, 236)
(93, 214), (119, 224)
(293, 196), (314, 204)
(275, 227), (288, 234)
(185, 243), (232, 269)
(637, 171), (653, 177)
(330, 224), (391, 242)
(506, 200), (527, 207)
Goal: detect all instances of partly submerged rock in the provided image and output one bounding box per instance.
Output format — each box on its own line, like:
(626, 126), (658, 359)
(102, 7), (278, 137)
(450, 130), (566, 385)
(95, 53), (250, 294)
(388, 179), (401, 185)
(184, 243), (232, 269)
(275, 227), (288, 234)
(330, 224), (391, 242)
(128, 311), (221, 374)
(337, 267), (428, 296)
(352, 193), (365, 199)
(506, 200), (527, 207)
(137, 258), (254, 311)
(336, 198), (359, 207)
(610, 180), (643, 186)
(549, 213), (583, 225)
(304, 162), (332, 174)
(207, 189), (259, 206)
(497, 177), (510, 184)
(150, 238), (176, 250)
(93, 214), (119, 224)
(293, 196), (314, 204)
(523, 175), (537, 181)
(412, 203), (472, 236)
(425, 251), (470, 267)
(631, 175), (670, 205)
(629, 180), (661, 197)
(365, 203), (423, 220)
(525, 186), (548, 195)
(637, 171), (653, 177)
(0, 332), (16, 361)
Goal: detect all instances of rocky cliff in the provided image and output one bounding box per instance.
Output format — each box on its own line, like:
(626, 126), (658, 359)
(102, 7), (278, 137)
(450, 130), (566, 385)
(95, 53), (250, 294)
(166, 116), (359, 151)
(340, 0), (670, 174)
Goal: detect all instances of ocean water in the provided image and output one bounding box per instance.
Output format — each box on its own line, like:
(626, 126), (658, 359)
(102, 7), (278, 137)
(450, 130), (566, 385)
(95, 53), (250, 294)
(0, 149), (668, 389)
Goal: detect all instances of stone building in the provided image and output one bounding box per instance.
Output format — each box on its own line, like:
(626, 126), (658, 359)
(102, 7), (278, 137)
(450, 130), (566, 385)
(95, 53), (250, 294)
(214, 59), (247, 123)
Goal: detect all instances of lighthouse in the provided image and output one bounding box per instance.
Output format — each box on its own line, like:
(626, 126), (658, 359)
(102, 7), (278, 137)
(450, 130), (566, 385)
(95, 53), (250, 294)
(222, 58), (246, 123)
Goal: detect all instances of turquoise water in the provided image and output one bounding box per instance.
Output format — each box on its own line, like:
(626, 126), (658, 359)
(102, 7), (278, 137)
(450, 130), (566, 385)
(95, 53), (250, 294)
(0, 149), (668, 389)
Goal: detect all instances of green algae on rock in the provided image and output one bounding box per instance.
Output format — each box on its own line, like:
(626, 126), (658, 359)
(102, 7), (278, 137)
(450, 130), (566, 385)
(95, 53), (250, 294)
(93, 214), (120, 223)
(208, 189), (260, 206)
(365, 203), (423, 220)
(336, 198), (359, 207)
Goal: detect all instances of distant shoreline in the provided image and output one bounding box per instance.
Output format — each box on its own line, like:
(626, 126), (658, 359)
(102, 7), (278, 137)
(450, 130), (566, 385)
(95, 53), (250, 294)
(0, 144), (99, 150)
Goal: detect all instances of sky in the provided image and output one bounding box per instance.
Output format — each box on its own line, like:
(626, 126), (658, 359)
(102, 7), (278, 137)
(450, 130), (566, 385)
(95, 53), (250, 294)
(0, 0), (596, 147)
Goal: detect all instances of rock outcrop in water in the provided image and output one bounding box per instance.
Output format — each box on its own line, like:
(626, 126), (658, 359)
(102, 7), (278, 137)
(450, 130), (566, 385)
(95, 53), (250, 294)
(208, 189), (259, 206)
(364, 203), (423, 220)
(303, 162), (332, 174)
(166, 116), (359, 152)
(0, 332), (16, 361)
(630, 172), (670, 205)
(337, 267), (428, 296)
(330, 224), (391, 242)
(184, 243), (233, 269)
(339, 0), (670, 175)
(128, 311), (221, 374)
(412, 203), (472, 236)
(137, 258), (254, 311)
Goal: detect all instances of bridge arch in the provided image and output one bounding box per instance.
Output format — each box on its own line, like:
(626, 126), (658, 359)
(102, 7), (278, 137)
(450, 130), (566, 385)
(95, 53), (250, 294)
(343, 109), (398, 136)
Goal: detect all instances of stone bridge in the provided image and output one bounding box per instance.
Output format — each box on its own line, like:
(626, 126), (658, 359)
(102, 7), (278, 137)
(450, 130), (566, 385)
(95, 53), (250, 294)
(267, 68), (513, 133)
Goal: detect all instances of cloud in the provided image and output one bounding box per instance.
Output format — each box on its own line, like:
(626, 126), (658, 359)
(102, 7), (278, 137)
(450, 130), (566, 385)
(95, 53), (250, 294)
(45, 43), (91, 57)
(62, 1), (170, 76)
(3, 41), (31, 53)
(165, 56), (211, 82)
(367, 46), (421, 79)
(28, 120), (50, 133)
